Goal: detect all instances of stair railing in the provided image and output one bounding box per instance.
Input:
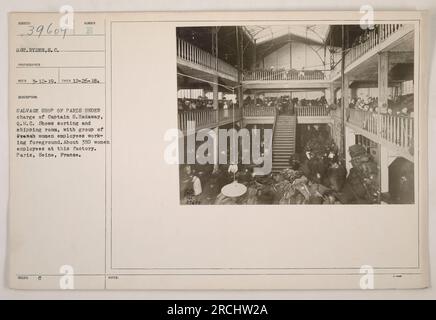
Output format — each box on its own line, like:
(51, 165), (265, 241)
(271, 108), (279, 139)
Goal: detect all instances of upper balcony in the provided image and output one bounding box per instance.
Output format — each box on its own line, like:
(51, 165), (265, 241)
(330, 24), (414, 80)
(243, 69), (327, 81)
(345, 24), (410, 69)
(242, 69), (331, 91)
(176, 38), (238, 83)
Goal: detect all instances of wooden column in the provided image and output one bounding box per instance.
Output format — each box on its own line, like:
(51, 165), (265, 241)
(378, 52), (389, 114)
(326, 83), (335, 105)
(251, 40), (257, 71)
(211, 76), (219, 172)
(377, 52), (389, 195)
(342, 74), (351, 109)
(378, 144), (389, 193)
(341, 73), (351, 156)
(340, 25), (347, 159)
(211, 27), (218, 71)
(236, 26), (243, 108)
(212, 77), (219, 111)
(345, 126), (356, 172)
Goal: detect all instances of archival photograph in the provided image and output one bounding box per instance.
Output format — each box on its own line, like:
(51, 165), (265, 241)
(6, 10), (429, 293)
(176, 24), (415, 205)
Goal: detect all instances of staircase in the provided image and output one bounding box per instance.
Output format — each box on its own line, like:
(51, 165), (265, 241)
(272, 115), (296, 174)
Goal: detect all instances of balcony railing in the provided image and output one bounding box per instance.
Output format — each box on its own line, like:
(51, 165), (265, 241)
(348, 108), (378, 135)
(243, 69), (326, 81)
(177, 38), (238, 79)
(348, 108), (414, 153)
(344, 24), (404, 68)
(242, 106), (276, 117)
(178, 108), (242, 132)
(295, 105), (329, 117)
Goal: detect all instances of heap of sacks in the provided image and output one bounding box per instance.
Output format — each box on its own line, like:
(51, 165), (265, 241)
(272, 139), (384, 205)
(211, 139), (381, 205)
(272, 137), (342, 205)
(341, 144), (380, 204)
(273, 169), (323, 204)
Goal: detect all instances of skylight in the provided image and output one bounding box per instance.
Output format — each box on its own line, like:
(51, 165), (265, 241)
(244, 25), (330, 45)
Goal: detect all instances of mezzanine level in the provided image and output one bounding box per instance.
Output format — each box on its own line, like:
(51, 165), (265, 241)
(346, 108), (414, 161)
(177, 108), (242, 133)
(177, 106), (415, 162)
(177, 37), (239, 83)
(178, 105), (335, 132)
(330, 23), (414, 80)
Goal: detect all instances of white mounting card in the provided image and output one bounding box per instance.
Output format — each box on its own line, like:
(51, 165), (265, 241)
(7, 11), (429, 290)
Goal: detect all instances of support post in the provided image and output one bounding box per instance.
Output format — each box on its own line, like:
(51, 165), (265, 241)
(212, 77), (219, 112)
(211, 76), (219, 172)
(345, 126), (356, 172)
(342, 74), (350, 110)
(378, 52), (389, 114)
(340, 25), (347, 160)
(251, 39), (257, 71)
(236, 26), (243, 109)
(378, 144), (390, 193)
(341, 74), (350, 158)
(377, 52), (389, 189)
(211, 27), (219, 71)
(326, 83), (335, 105)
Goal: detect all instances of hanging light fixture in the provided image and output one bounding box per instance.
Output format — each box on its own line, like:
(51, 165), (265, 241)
(221, 86), (247, 198)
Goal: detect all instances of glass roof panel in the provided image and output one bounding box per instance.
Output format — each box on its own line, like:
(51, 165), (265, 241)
(244, 25), (330, 44)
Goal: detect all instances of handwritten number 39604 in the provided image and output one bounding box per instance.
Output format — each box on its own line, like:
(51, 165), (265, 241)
(26, 23), (67, 39)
